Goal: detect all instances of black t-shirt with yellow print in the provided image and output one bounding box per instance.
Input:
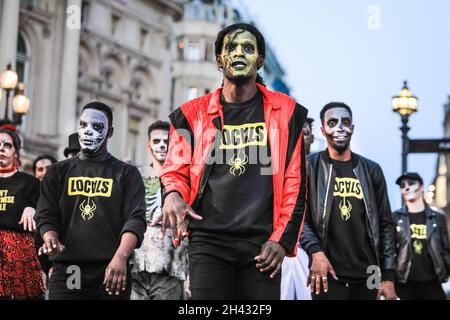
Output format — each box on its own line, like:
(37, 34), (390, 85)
(326, 158), (378, 282)
(35, 154), (146, 264)
(193, 89), (273, 236)
(0, 171), (40, 232)
(408, 211), (436, 282)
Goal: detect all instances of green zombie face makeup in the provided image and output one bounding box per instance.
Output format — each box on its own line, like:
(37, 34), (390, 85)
(218, 30), (262, 81)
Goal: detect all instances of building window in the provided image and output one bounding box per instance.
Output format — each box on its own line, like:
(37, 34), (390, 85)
(111, 14), (121, 36)
(187, 87), (199, 101)
(130, 77), (142, 102)
(186, 40), (201, 61)
(127, 117), (140, 164)
(81, 1), (89, 26)
(177, 39), (185, 61)
(140, 28), (149, 51)
(16, 34), (28, 84)
(101, 67), (114, 90)
(205, 41), (214, 62)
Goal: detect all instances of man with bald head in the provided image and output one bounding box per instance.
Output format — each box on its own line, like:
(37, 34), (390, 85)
(35, 102), (146, 300)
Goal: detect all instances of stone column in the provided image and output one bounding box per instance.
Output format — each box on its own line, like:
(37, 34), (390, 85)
(57, 0), (81, 156)
(0, 0), (20, 71)
(0, 0), (20, 119)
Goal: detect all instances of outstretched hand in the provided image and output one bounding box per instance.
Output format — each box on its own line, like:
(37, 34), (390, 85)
(255, 240), (286, 278)
(19, 207), (36, 232)
(156, 192), (202, 246)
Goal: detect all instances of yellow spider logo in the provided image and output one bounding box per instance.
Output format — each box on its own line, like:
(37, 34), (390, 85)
(228, 151), (248, 176)
(80, 197), (96, 221)
(339, 199), (352, 221)
(413, 239), (423, 254)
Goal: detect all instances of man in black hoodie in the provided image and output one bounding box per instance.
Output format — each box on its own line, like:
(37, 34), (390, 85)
(35, 102), (146, 300)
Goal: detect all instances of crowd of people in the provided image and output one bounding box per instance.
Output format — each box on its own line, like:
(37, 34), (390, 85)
(0, 23), (449, 300)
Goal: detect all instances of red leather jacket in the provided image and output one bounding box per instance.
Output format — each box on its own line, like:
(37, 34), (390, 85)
(161, 83), (308, 256)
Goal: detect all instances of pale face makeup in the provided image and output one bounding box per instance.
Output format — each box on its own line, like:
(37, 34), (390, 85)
(78, 109), (108, 154)
(35, 158), (53, 181)
(400, 179), (423, 202)
(219, 30), (261, 81)
(322, 107), (354, 153)
(148, 129), (168, 163)
(0, 133), (16, 169)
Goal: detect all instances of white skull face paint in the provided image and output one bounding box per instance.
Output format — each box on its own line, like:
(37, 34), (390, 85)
(149, 129), (168, 163)
(0, 133), (16, 169)
(322, 107), (354, 153)
(400, 179), (422, 202)
(78, 109), (108, 153)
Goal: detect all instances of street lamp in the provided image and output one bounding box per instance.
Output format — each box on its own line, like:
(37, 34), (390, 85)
(392, 80), (418, 174)
(0, 64), (30, 126)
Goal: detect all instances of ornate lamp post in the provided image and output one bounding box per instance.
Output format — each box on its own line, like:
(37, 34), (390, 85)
(0, 64), (30, 126)
(392, 81), (418, 174)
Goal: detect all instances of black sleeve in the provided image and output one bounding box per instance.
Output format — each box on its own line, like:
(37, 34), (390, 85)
(372, 164), (396, 281)
(299, 161), (324, 257)
(120, 166), (147, 248)
(437, 213), (450, 274)
(27, 178), (40, 209)
(300, 208), (323, 257)
(35, 165), (62, 237)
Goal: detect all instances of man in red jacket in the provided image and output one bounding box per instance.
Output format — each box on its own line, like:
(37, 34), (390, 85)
(159, 23), (308, 299)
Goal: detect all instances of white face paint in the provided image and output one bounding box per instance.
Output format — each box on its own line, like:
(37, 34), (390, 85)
(0, 133), (16, 169)
(322, 107), (354, 153)
(400, 179), (423, 202)
(149, 129), (168, 163)
(78, 109), (109, 154)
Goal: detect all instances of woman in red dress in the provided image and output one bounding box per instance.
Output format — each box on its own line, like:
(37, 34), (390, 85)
(0, 125), (44, 299)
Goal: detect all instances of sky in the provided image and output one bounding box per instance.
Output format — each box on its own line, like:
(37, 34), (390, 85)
(240, 0), (450, 208)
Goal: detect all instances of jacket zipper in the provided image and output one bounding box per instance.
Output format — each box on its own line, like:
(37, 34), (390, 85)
(322, 164), (333, 239)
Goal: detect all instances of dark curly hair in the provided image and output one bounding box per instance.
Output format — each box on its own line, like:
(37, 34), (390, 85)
(215, 23), (266, 85)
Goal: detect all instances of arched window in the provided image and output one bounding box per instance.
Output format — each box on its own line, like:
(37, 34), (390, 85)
(16, 34), (28, 84)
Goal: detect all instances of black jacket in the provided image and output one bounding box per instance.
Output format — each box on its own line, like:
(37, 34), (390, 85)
(393, 205), (450, 283)
(300, 150), (397, 280)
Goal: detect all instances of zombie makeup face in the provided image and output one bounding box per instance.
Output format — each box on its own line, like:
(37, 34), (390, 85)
(78, 109), (109, 154)
(0, 133), (17, 169)
(400, 179), (423, 202)
(34, 158), (53, 181)
(321, 107), (354, 153)
(218, 29), (262, 82)
(302, 122), (314, 155)
(148, 129), (169, 163)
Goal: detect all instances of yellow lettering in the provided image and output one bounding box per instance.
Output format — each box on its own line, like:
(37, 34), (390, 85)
(333, 178), (364, 199)
(220, 123), (267, 149)
(68, 177), (113, 197)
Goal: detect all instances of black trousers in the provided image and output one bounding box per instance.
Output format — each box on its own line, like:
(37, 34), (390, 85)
(312, 279), (378, 300)
(396, 280), (447, 300)
(188, 234), (281, 300)
(49, 262), (131, 300)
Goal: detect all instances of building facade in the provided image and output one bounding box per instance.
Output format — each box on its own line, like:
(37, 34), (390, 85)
(0, 0), (181, 169)
(171, 0), (290, 110)
(429, 96), (450, 214)
(0, 0), (290, 170)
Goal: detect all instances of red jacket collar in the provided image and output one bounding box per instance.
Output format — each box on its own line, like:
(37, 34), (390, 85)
(207, 83), (278, 115)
